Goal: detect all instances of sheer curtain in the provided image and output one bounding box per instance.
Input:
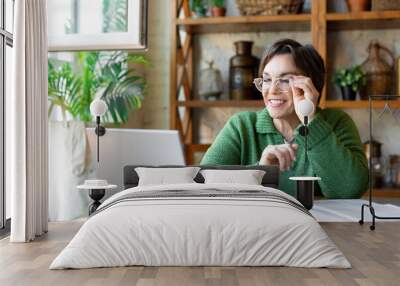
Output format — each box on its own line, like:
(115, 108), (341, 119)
(9, 0), (48, 242)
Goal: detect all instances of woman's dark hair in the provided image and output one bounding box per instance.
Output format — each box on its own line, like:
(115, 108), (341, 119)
(259, 39), (326, 94)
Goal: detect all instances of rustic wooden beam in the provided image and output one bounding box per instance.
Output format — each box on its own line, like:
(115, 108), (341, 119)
(312, 0), (327, 108)
(182, 0), (191, 18)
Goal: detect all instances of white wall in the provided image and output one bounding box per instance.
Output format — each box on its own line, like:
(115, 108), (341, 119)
(139, 0), (171, 129)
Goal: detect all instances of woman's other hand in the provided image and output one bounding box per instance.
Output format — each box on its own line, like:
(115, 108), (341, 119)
(259, 144), (298, 171)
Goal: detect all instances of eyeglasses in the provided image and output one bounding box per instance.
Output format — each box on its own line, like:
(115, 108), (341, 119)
(253, 77), (291, 93)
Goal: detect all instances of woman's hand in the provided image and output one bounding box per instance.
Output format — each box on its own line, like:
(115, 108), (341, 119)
(259, 144), (298, 171)
(290, 76), (319, 123)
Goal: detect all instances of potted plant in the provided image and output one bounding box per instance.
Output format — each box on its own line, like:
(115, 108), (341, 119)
(47, 1), (150, 221)
(333, 65), (366, 100)
(190, 0), (207, 18)
(210, 0), (226, 17)
(47, 51), (149, 221)
(48, 51), (148, 124)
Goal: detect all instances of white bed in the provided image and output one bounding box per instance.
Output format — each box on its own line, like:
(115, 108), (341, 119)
(50, 183), (350, 269)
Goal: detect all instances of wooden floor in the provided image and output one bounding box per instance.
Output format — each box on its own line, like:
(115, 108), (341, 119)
(0, 221), (400, 286)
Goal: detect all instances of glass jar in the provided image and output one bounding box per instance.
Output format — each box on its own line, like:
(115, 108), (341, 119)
(389, 155), (400, 188)
(199, 60), (223, 101)
(371, 157), (384, 188)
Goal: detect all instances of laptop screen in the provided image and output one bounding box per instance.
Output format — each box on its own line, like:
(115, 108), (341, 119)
(86, 128), (185, 190)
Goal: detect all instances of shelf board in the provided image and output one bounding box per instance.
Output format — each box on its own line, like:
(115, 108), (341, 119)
(327, 10), (400, 30)
(327, 10), (400, 21)
(178, 100), (400, 109)
(176, 14), (311, 33)
(324, 100), (400, 109)
(177, 100), (265, 108)
(175, 11), (400, 32)
(177, 100), (400, 109)
(364, 188), (400, 198)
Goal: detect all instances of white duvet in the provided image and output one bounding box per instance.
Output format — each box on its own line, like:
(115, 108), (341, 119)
(50, 183), (351, 269)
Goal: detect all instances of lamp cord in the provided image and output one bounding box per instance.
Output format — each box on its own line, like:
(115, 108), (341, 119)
(96, 116), (100, 164)
(304, 116), (308, 175)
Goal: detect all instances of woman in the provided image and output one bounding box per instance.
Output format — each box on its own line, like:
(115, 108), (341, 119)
(201, 39), (368, 199)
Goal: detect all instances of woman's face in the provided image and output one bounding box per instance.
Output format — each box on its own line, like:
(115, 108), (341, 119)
(262, 54), (302, 119)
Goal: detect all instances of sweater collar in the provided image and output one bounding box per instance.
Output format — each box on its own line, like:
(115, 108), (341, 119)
(256, 108), (278, 134)
(256, 106), (323, 134)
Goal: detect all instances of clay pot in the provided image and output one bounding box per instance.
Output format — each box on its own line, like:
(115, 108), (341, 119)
(229, 41), (260, 100)
(211, 7), (226, 17)
(346, 0), (371, 12)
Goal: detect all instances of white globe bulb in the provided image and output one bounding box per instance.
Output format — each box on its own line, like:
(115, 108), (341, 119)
(90, 99), (108, 116)
(297, 99), (314, 117)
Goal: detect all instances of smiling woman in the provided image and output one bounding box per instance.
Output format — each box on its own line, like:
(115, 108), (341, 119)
(201, 38), (369, 199)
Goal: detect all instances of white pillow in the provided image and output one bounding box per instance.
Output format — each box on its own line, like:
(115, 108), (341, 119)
(135, 167), (200, 186)
(200, 169), (266, 185)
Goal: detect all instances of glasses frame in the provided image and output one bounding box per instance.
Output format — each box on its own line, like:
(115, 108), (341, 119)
(253, 77), (293, 94)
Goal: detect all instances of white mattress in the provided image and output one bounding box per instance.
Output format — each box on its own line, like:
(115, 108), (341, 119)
(50, 183), (350, 269)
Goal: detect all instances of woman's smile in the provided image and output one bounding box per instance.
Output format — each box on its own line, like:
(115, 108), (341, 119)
(267, 98), (287, 108)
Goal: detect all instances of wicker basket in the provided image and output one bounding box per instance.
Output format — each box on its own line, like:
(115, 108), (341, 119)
(372, 0), (400, 11)
(235, 0), (304, 16)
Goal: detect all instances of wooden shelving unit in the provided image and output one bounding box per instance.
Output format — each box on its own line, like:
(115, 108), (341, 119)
(327, 10), (400, 30)
(177, 99), (400, 109)
(325, 100), (400, 109)
(170, 0), (400, 164)
(176, 14), (311, 33)
(364, 188), (400, 198)
(326, 10), (400, 21)
(177, 100), (264, 108)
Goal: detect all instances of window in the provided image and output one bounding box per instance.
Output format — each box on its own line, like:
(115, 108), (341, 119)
(47, 0), (148, 51)
(1, 0), (14, 230)
(5, 0), (13, 33)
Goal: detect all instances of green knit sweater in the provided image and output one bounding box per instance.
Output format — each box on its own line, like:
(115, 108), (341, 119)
(200, 108), (368, 199)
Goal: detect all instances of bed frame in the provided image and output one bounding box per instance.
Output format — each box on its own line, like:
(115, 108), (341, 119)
(123, 165), (279, 189)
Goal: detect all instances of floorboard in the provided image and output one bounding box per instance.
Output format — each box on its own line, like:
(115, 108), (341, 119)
(0, 220), (399, 286)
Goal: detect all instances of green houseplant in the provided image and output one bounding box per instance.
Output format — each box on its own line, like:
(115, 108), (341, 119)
(48, 52), (149, 220)
(48, 0), (149, 221)
(190, 0), (207, 18)
(333, 65), (366, 100)
(48, 51), (149, 125)
(50, 0), (149, 125)
(210, 0), (226, 16)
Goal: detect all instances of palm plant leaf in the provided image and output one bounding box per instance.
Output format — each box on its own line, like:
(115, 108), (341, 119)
(98, 52), (147, 125)
(48, 60), (82, 119)
(49, 1), (148, 124)
(102, 0), (128, 33)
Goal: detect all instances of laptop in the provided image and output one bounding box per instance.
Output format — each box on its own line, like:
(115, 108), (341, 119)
(86, 128), (185, 191)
